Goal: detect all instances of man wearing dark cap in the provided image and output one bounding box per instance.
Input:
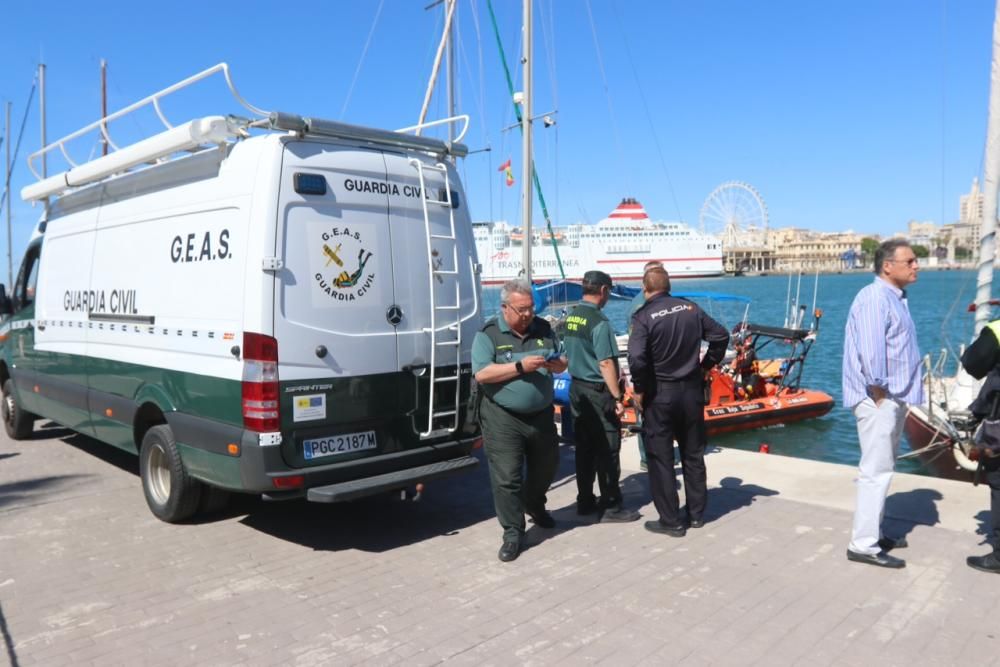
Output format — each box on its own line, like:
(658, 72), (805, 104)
(563, 270), (640, 522)
(628, 267), (729, 536)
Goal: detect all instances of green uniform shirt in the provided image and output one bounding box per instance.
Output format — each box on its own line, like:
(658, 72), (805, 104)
(563, 301), (619, 383)
(472, 316), (561, 414)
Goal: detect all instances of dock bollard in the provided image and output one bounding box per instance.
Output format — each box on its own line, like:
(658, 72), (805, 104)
(759, 443), (770, 453)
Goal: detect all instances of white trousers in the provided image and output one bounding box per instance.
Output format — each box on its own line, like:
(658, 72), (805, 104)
(849, 397), (907, 555)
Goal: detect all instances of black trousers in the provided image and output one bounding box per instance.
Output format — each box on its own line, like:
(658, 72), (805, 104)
(480, 398), (560, 543)
(569, 381), (623, 507)
(642, 379), (707, 526)
(985, 456), (1000, 552)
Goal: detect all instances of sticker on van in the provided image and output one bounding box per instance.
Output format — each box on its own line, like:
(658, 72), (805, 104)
(312, 223), (376, 303)
(293, 394), (326, 422)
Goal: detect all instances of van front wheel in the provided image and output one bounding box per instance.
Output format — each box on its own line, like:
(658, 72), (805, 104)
(2, 379), (35, 440)
(140, 425), (201, 522)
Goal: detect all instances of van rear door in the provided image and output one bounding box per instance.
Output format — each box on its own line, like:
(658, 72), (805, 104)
(382, 152), (480, 435)
(274, 141), (400, 466)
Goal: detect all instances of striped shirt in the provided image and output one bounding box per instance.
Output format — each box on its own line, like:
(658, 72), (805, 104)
(842, 277), (924, 408)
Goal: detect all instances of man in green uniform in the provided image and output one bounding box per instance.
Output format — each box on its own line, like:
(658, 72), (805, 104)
(628, 261), (663, 472)
(564, 271), (640, 522)
(473, 278), (568, 562)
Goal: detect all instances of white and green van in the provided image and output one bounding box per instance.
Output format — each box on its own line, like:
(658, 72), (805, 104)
(1, 67), (483, 522)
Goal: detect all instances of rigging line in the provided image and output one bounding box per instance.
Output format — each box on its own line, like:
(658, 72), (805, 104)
(940, 0), (948, 233)
(467, 0), (495, 222)
(456, 15), (490, 138)
(539, 0), (559, 224)
(584, 0), (631, 197)
(940, 268), (976, 358)
(537, 0), (559, 111)
(339, 0), (386, 120)
(486, 0), (565, 277)
(467, 0), (491, 144)
(1, 80), (38, 212)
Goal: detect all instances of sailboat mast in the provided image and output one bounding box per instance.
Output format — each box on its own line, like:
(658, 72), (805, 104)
(975, 0), (1000, 336)
(39, 64), (46, 179)
(446, 0), (455, 146)
(5, 102), (11, 288)
(101, 59), (108, 157)
(416, 0), (457, 135)
(521, 0), (533, 281)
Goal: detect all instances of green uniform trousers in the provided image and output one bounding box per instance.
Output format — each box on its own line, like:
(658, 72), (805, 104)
(480, 397), (560, 543)
(569, 381), (623, 507)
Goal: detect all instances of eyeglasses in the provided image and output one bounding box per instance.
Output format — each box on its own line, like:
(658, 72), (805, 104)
(502, 303), (535, 316)
(888, 257), (919, 266)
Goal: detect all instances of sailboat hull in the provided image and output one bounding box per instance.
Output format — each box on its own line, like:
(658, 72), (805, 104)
(903, 407), (979, 482)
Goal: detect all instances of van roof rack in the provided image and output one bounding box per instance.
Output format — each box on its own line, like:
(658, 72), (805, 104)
(267, 113), (469, 160)
(23, 63), (470, 203)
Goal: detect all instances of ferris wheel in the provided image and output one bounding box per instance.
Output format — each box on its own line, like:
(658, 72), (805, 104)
(699, 181), (769, 246)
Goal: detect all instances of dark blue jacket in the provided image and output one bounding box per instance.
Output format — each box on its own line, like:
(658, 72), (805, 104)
(627, 291), (729, 395)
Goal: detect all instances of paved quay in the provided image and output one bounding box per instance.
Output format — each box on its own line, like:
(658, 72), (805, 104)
(1, 423), (998, 666)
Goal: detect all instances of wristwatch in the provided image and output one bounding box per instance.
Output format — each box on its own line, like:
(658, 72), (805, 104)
(515, 360), (525, 375)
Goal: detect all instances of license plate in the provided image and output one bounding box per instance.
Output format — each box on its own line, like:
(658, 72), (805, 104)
(302, 430), (377, 460)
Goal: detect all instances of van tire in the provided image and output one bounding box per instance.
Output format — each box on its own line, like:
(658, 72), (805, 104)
(140, 425), (201, 522)
(198, 485), (231, 514)
(2, 379), (36, 440)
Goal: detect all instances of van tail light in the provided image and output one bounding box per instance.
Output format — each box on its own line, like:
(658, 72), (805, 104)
(242, 332), (280, 432)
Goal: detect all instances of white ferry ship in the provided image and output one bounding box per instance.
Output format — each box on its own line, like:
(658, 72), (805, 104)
(473, 198), (724, 285)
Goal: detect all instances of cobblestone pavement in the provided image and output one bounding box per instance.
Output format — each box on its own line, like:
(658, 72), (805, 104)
(1, 424), (998, 666)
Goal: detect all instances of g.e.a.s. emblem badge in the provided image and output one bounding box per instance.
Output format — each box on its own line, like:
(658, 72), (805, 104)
(315, 226), (375, 301)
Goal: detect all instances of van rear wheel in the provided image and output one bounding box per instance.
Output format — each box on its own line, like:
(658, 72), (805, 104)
(140, 424), (201, 522)
(2, 379), (35, 440)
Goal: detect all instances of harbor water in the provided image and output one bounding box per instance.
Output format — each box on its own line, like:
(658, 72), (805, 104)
(483, 269), (988, 476)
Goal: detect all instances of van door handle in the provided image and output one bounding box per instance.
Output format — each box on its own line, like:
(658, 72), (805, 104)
(36, 323), (45, 331)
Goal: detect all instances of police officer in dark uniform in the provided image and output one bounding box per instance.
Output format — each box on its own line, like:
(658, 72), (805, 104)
(472, 278), (568, 563)
(563, 270), (640, 522)
(958, 319), (1000, 574)
(628, 267), (729, 537)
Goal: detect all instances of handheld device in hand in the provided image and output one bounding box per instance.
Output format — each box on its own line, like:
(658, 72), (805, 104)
(545, 350), (561, 361)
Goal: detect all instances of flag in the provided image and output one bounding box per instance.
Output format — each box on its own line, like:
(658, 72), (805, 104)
(498, 159), (515, 187)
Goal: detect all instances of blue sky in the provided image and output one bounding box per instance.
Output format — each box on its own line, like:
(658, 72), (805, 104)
(1, 0), (996, 273)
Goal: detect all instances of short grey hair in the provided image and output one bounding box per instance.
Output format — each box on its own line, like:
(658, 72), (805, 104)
(874, 239), (911, 274)
(500, 278), (534, 304)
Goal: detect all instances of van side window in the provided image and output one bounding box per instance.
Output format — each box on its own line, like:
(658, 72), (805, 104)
(13, 244), (41, 312)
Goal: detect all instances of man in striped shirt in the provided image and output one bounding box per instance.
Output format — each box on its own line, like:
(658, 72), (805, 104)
(842, 239), (924, 569)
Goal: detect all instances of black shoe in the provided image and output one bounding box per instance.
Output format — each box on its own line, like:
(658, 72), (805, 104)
(878, 536), (908, 551)
(527, 509), (556, 529)
(601, 506), (640, 523)
(498, 541), (521, 562)
(966, 552), (1000, 574)
(577, 500), (600, 515)
(846, 549), (905, 569)
(689, 517), (705, 529)
(644, 520), (686, 537)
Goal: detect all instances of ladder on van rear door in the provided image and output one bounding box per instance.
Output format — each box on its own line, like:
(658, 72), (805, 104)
(410, 159), (462, 438)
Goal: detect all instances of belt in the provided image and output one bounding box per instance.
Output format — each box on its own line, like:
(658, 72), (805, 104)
(484, 394), (552, 419)
(655, 374), (704, 387)
(571, 378), (607, 392)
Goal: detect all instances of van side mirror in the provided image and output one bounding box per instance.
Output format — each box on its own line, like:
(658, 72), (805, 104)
(0, 285), (12, 316)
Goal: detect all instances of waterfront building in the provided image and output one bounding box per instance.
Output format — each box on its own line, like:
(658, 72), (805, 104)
(765, 227), (864, 272)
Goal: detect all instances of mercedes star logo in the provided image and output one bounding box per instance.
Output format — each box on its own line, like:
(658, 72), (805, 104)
(386, 305), (403, 326)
